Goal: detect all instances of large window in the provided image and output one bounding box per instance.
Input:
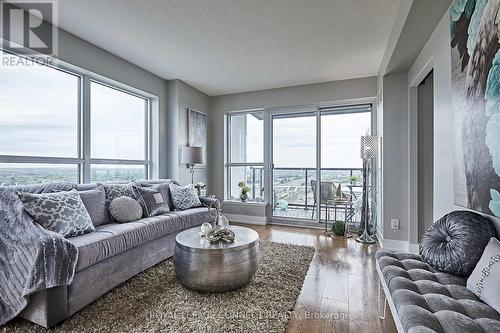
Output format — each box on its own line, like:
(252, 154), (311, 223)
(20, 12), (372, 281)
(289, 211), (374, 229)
(0, 53), (152, 185)
(226, 112), (264, 201)
(89, 81), (150, 182)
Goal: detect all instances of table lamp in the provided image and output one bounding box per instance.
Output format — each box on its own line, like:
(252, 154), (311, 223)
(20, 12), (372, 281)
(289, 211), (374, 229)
(181, 146), (204, 184)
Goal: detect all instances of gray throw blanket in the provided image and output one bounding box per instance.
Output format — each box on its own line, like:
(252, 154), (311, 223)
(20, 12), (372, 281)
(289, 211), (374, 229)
(0, 182), (78, 325)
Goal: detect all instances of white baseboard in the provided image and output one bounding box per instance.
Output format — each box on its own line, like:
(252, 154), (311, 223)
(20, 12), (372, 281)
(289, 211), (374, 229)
(409, 243), (419, 254)
(380, 239), (409, 251)
(225, 213), (268, 225)
(376, 228), (411, 252)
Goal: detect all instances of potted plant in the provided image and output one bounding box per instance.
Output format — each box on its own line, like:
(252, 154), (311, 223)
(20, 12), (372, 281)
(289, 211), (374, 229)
(237, 181), (251, 202)
(331, 220), (346, 236)
(194, 182), (207, 196)
(349, 175), (359, 185)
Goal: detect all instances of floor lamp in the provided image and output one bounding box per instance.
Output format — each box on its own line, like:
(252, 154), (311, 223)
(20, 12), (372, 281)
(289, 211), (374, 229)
(181, 146), (204, 184)
(356, 135), (377, 244)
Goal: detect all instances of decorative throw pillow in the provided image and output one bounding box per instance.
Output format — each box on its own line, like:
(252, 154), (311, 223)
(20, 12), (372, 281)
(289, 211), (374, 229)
(168, 183), (202, 211)
(133, 185), (170, 217)
(18, 189), (95, 238)
(109, 196), (143, 223)
(78, 185), (107, 227)
(100, 183), (135, 222)
(420, 211), (497, 276)
(467, 237), (500, 313)
(134, 181), (175, 211)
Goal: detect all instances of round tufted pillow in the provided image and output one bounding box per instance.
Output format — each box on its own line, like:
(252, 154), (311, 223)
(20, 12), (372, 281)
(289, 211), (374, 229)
(420, 211), (496, 276)
(109, 196), (143, 223)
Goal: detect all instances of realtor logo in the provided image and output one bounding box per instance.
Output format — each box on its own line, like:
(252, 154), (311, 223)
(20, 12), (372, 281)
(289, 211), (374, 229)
(1, 0), (58, 56)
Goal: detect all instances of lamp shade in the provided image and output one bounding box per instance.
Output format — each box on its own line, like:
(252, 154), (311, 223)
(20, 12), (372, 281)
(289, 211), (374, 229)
(181, 146), (204, 165)
(360, 135), (378, 160)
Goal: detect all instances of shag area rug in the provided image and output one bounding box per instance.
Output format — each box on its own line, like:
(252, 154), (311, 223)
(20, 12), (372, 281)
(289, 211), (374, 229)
(3, 241), (315, 333)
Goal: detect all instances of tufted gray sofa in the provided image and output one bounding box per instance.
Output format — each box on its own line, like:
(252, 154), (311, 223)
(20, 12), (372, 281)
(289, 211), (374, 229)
(376, 250), (500, 333)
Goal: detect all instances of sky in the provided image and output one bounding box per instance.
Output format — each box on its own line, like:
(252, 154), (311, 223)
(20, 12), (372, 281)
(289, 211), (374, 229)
(0, 54), (146, 161)
(0, 56), (79, 158)
(243, 112), (371, 169)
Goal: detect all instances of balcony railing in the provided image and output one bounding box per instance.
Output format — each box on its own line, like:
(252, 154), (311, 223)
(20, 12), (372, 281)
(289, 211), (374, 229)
(272, 167), (363, 210)
(240, 167), (364, 209)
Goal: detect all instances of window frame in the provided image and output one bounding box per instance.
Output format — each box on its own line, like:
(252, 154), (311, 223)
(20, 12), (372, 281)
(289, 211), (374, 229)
(0, 52), (153, 184)
(225, 111), (265, 201)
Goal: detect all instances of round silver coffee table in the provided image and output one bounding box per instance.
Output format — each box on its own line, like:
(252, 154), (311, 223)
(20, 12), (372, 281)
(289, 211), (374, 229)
(174, 225), (260, 292)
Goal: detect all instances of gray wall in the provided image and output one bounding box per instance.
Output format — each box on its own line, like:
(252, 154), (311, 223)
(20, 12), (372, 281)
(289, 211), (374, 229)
(379, 73), (409, 241)
(209, 77), (378, 215)
(167, 80), (211, 186)
(57, 29), (169, 178)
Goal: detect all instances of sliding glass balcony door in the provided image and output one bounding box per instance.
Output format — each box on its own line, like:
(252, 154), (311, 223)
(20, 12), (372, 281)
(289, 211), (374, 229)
(272, 110), (318, 221)
(271, 105), (372, 224)
(320, 108), (371, 224)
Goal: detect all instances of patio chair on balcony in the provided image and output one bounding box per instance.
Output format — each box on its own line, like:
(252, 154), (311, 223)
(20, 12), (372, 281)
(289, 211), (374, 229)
(311, 180), (353, 221)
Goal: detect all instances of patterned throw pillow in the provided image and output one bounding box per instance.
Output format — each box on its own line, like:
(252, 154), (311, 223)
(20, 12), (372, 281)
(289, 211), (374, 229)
(467, 237), (500, 313)
(18, 189), (95, 238)
(133, 185), (170, 217)
(168, 183), (202, 211)
(100, 183), (135, 222)
(109, 196), (143, 223)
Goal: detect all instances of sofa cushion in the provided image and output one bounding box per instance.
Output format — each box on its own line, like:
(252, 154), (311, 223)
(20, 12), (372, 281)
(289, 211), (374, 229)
(69, 207), (211, 271)
(134, 179), (178, 211)
(377, 250), (500, 333)
(100, 183), (135, 222)
(13, 181), (76, 194)
(109, 196), (143, 223)
(133, 184), (170, 217)
(18, 189), (95, 238)
(420, 211), (497, 276)
(78, 185), (107, 227)
(169, 183), (202, 210)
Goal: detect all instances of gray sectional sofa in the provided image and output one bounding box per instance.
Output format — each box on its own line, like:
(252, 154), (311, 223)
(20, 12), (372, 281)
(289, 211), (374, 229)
(18, 179), (216, 328)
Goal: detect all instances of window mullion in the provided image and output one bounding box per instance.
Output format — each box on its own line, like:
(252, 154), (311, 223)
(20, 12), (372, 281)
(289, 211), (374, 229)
(145, 99), (150, 179)
(89, 158), (150, 165)
(82, 75), (91, 183)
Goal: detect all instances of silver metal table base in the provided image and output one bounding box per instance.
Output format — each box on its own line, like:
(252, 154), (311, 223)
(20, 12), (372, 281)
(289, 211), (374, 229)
(174, 226), (260, 293)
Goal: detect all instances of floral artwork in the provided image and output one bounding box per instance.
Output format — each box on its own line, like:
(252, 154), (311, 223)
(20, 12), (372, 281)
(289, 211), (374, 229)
(451, 0), (500, 217)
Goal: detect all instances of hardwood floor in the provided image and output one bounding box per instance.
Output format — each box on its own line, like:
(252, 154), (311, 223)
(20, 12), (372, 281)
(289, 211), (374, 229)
(234, 223), (398, 333)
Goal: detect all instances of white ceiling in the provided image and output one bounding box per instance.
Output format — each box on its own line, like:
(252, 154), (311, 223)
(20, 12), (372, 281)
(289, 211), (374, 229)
(53, 0), (401, 96)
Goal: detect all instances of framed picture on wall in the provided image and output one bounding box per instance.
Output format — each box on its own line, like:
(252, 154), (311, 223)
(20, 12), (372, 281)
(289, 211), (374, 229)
(187, 108), (207, 168)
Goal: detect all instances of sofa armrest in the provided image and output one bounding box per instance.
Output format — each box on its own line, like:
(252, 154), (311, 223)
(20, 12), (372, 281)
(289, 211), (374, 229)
(199, 196), (220, 208)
